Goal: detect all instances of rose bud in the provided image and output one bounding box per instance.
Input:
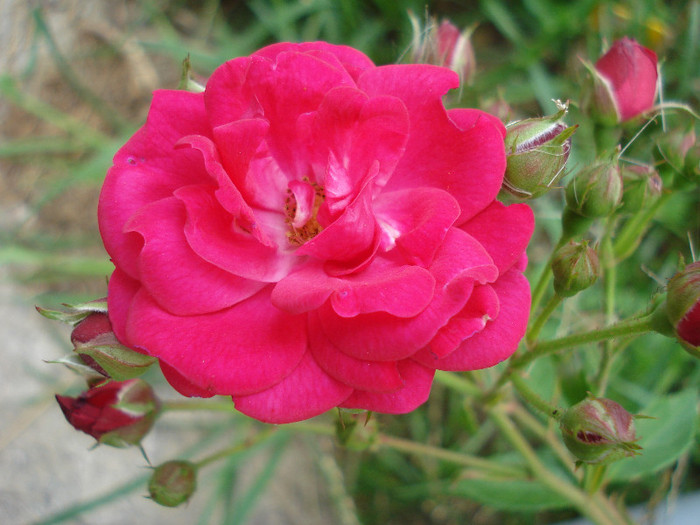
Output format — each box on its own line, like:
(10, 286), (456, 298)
(618, 164), (662, 215)
(587, 37), (658, 123)
(56, 379), (160, 447)
(666, 261), (700, 357)
(502, 101), (577, 200)
(409, 14), (476, 84)
(71, 312), (157, 380)
(565, 158), (623, 218)
(551, 241), (600, 298)
(148, 460), (198, 507)
(656, 127), (696, 175)
(560, 396), (641, 465)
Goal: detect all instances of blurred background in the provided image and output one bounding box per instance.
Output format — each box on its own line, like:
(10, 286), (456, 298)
(1, 1), (698, 524)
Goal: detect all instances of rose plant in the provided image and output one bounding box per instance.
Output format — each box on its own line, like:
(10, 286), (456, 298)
(98, 42), (533, 423)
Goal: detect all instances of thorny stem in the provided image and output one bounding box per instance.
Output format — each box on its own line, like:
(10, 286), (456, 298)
(510, 314), (656, 370)
(526, 294), (563, 347)
(510, 374), (563, 420)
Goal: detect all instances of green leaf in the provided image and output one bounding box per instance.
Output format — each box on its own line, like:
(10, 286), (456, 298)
(607, 389), (698, 482)
(450, 477), (571, 512)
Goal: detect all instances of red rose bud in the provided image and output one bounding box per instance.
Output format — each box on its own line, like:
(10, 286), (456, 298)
(503, 101), (577, 199)
(565, 158), (623, 218)
(551, 241), (600, 297)
(71, 312), (157, 380)
(560, 396), (641, 465)
(56, 379), (160, 447)
(619, 164), (662, 215)
(148, 460), (198, 507)
(588, 38), (658, 123)
(666, 261), (700, 356)
(409, 14), (476, 84)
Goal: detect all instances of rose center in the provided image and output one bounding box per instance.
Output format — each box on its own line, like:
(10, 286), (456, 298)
(284, 178), (325, 246)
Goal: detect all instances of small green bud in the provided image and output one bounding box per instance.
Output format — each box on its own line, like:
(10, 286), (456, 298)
(551, 241), (600, 297)
(565, 158), (623, 218)
(503, 100), (577, 200)
(619, 164), (662, 215)
(560, 396), (641, 465)
(666, 260), (700, 357)
(148, 460), (198, 507)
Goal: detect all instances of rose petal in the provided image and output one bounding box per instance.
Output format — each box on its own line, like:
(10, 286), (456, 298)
(308, 313), (404, 392)
(420, 268), (530, 370)
(124, 196), (265, 315)
(234, 351), (353, 424)
(297, 86), (409, 192)
(374, 187), (460, 265)
(159, 360), (215, 398)
(176, 184), (295, 283)
(107, 268), (141, 347)
(125, 287), (307, 396)
(415, 284), (500, 360)
(318, 228), (495, 361)
(252, 42), (375, 82)
(272, 258), (435, 318)
(461, 201), (534, 275)
(244, 51), (357, 179)
(359, 66), (506, 223)
(339, 360), (435, 413)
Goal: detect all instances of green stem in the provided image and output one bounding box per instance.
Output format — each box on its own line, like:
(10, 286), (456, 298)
(490, 408), (627, 525)
(510, 404), (578, 478)
(598, 228), (617, 395)
(511, 314), (656, 370)
(377, 433), (524, 478)
(510, 374), (563, 420)
(526, 294), (563, 346)
(161, 399), (238, 413)
(434, 370), (482, 397)
(290, 420), (523, 478)
(583, 464), (609, 494)
(529, 253), (555, 319)
(613, 194), (670, 261)
(195, 428), (278, 469)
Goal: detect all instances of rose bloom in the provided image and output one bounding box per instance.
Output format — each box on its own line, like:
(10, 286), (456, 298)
(99, 42), (534, 423)
(594, 37), (658, 122)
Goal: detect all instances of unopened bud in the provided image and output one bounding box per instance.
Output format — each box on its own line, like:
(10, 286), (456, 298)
(409, 13), (476, 84)
(71, 312), (157, 380)
(148, 460), (198, 507)
(503, 101), (577, 200)
(56, 379), (160, 447)
(560, 396), (641, 465)
(619, 164), (662, 215)
(585, 38), (658, 124)
(565, 158), (623, 218)
(666, 260), (700, 357)
(552, 241), (600, 297)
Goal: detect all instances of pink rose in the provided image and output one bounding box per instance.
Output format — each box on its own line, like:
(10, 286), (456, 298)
(99, 42), (533, 423)
(594, 38), (658, 122)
